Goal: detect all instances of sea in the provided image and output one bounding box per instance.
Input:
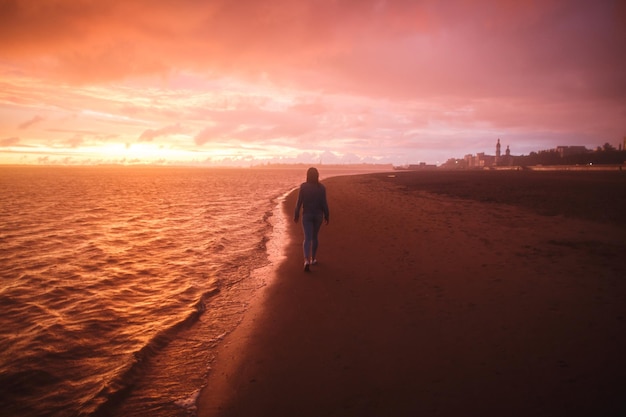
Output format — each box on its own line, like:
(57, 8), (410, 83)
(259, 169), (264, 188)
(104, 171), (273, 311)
(0, 166), (366, 417)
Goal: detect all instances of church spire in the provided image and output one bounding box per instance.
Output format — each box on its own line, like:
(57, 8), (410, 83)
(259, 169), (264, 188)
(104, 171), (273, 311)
(496, 138), (501, 158)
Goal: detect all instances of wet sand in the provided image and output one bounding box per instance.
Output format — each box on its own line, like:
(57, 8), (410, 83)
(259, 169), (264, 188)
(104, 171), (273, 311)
(197, 170), (626, 417)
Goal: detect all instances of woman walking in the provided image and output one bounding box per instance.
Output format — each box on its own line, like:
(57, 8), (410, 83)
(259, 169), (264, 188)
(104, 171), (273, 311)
(294, 167), (330, 271)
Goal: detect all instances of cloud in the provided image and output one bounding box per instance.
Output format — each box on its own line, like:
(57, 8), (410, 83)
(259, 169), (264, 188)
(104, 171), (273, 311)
(288, 98), (330, 116)
(0, 137), (20, 146)
(66, 134), (84, 148)
(2, 0), (623, 100)
(138, 123), (185, 142)
(18, 115), (44, 129)
(194, 125), (229, 146)
(0, 0), (624, 165)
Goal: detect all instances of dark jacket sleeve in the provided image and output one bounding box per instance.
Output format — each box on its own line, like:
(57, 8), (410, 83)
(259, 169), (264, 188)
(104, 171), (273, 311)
(294, 186), (303, 219)
(322, 186), (329, 221)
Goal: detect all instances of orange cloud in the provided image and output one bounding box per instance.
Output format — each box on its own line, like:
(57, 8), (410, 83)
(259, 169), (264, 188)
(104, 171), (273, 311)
(1, 0), (623, 100)
(0, 0), (624, 165)
(18, 115), (44, 129)
(138, 123), (186, 142)
(1, 137), (20, 147)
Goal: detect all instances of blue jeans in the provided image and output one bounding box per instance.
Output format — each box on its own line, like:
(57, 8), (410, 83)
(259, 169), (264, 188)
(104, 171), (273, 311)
(302, 214), (323, 261)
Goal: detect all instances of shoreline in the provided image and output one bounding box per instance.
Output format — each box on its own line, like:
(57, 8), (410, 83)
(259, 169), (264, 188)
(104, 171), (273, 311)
(194, 184), (303, 416)
(197, 171), (626, 417)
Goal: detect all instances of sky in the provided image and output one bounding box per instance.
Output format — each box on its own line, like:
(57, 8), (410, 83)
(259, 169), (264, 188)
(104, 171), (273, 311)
(1, 0), (625, 166)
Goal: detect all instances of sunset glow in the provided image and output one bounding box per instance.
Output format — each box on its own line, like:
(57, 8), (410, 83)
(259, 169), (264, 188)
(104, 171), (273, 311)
(1, 0), (624, 166)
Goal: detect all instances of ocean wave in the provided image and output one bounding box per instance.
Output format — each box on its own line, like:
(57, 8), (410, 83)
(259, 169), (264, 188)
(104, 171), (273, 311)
(0, 166), (306, 417)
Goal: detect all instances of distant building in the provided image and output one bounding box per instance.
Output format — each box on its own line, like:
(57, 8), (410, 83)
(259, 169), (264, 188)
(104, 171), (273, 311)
(464, 138), (514, 167)
(495, 138), (501, 164)
(498, 144), (514, 166)
(395, 162), (437, 170)
(555, 146), (588, 158)
(464, 152), (495, 167)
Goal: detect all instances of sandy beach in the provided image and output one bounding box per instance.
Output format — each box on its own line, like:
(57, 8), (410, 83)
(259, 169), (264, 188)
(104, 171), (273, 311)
(197, 170), (626, 417)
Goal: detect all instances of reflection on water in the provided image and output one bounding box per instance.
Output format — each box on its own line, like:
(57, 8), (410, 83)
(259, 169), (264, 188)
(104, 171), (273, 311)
(0, 166), (305, 417)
